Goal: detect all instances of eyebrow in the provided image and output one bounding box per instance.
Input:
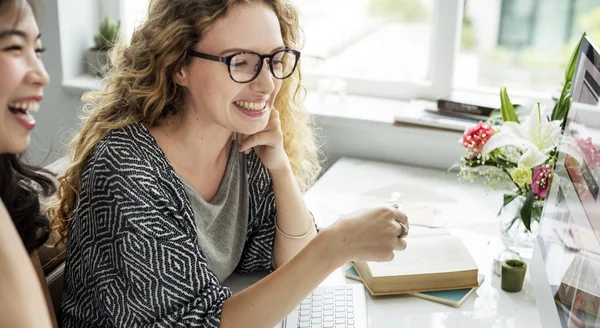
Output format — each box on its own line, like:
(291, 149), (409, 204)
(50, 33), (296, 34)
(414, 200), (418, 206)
(0, 29), (41, 41)
(219, 45), (286, 56)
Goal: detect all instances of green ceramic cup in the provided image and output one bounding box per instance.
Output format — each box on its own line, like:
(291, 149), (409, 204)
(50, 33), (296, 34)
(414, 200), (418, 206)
(501, 259), (527, 292)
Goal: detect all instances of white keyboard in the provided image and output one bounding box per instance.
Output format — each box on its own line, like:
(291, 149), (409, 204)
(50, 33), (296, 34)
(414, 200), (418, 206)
(282, 284), (368, 328)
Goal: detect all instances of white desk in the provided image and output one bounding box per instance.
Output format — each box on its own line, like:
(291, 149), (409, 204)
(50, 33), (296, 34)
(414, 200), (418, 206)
(224, 157), (543, 328)
(302, 157), (542, 328)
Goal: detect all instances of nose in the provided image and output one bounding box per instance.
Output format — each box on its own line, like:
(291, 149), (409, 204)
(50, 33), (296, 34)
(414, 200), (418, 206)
(250, 58), (275, 94)
(25, 53), (50, 87)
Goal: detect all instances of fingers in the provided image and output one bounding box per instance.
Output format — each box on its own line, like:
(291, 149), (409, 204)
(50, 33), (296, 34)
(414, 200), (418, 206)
(392, 208), (408, 230)
(239, 131), (279, 153)
(396, 238), (407, 251)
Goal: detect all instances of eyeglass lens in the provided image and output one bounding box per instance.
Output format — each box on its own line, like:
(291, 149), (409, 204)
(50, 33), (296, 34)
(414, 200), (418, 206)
(229, 50), (297, 82)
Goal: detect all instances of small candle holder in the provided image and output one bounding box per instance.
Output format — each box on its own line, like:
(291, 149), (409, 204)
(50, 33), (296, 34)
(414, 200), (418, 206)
(501, 259), (527, 293)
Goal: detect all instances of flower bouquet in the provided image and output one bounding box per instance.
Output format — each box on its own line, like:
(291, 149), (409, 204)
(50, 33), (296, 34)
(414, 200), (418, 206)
(454, 33), (587, 255)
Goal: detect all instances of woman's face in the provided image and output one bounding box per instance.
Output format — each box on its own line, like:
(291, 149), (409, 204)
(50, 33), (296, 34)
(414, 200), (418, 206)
(0, 2), (49, 154)
(178, 3), (285, 135)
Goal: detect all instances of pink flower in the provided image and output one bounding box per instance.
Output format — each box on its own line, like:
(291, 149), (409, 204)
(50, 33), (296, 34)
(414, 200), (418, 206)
(462, 121), (495, 155)
(532, 166), (552, 198)
(576, 137), (600, 169)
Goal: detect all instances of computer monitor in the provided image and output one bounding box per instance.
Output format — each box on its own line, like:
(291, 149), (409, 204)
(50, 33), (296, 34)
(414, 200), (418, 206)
(531, 35), (600, 328)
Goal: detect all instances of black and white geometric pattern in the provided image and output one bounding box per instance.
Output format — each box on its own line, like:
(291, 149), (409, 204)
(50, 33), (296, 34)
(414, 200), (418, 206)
(60, 123), (276, 327)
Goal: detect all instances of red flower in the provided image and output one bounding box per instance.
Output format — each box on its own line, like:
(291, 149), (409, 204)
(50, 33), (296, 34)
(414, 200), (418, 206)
(532, 166), (552, 198)
(462, 121), (495, 155)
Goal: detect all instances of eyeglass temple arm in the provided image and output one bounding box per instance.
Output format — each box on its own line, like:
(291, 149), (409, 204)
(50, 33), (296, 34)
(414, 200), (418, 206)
(187, 49), (229, 63)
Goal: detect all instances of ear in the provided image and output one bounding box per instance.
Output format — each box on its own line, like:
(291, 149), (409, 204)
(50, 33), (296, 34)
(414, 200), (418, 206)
(173, 69), (188, 87)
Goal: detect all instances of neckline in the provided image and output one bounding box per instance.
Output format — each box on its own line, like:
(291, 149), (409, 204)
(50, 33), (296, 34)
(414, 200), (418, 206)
(137, 123), (239, 205)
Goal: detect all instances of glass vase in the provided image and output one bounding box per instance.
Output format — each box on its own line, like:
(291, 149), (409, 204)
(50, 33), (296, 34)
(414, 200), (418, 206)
(499, 195), (543, 259)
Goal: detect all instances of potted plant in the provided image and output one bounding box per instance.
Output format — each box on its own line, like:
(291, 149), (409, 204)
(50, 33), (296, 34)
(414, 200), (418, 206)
(86, 17), (120, 77)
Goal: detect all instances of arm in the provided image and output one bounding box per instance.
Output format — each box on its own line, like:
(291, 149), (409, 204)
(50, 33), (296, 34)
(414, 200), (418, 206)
(270, 164), (317, 268)
(237, 110), (316, 269)
(0, 202), (53, 328)
(222, 229), (337, 328)
(222, 206), (409, 328)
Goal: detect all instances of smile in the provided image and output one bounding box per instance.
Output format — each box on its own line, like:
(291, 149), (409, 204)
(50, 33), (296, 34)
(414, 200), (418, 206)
(233, 100), (266, 111)
(8, 101), (39, 129)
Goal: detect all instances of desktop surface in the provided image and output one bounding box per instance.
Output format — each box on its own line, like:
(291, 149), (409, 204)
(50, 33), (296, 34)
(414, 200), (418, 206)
(300, 157), (542, 328)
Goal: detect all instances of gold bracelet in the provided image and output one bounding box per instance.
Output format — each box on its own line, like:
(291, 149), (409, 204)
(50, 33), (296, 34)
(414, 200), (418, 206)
(274, 213), (314, 239)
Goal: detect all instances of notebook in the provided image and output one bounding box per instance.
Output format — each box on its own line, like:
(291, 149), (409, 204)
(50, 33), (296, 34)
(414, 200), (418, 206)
(351, 234), (479, 296)
(345, 266), (483, 307)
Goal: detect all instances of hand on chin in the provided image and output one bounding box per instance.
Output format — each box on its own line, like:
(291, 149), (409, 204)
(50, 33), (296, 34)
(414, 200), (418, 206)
(234, 109), (290, 173)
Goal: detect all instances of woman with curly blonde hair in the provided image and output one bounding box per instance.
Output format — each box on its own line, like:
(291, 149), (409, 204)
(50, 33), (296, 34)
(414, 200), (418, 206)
(49, 0), (409, 327)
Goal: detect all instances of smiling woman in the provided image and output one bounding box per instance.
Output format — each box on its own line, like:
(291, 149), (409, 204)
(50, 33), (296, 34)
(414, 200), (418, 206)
(47, 1), (410, 327)
(0, 1), (58, 327)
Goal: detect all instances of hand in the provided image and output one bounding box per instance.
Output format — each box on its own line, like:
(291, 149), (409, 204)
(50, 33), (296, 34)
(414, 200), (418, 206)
(325, 206), (408, 264)
(236, 109), (290, 172)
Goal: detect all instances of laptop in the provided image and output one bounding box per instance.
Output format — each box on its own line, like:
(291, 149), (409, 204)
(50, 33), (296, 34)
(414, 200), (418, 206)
(282, 284), (368, 328)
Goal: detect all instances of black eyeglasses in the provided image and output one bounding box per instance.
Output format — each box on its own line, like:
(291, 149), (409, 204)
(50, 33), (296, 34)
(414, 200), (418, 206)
(187, 48), (301, 83)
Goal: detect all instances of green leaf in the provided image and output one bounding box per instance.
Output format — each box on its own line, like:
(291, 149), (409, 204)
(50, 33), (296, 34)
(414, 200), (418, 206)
(565, 32), (586, 82)
(520, 191), (536, 231)
(498, 193), (519, 216)
(500, 87), (520, 123)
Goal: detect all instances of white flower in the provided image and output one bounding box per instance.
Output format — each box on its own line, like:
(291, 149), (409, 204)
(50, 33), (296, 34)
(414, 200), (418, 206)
(481, 105), (562, 167)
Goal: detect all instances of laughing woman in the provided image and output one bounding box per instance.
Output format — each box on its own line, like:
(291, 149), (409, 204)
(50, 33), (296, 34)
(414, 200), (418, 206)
(49, 1), (409, 327)
(0, 0), (55, 327)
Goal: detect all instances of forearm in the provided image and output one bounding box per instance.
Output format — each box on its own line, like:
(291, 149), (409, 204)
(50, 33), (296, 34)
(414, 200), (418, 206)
(269, 164), (317, 268)
(0, 207), (52, 328)
(220, 231), (341, 328)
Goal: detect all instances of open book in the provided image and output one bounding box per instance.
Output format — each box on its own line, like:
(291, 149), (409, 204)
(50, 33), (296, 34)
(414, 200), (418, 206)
(352, 234), (479, 295)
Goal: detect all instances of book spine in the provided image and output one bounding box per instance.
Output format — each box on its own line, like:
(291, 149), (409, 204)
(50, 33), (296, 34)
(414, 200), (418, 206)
(437, 99), (495, 118)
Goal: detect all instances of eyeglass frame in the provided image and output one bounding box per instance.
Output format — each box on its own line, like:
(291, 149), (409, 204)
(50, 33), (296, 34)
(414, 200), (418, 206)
(187, 48), (301, 83)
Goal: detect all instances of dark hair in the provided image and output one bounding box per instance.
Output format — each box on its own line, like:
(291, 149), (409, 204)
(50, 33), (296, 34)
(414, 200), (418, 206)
(0, 0), (52, 254)
(0, 155), (55, 254)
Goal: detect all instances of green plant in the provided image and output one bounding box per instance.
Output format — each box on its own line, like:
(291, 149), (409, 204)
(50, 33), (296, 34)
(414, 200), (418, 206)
(461, 15), (477, 51)
(551, 32), (586, 123)
(94, 17), (121, 50)
(369, 0), (429, 23)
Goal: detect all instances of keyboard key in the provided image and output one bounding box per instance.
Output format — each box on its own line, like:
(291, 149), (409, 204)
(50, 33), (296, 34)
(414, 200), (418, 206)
(323, 323), (334, 328)
(300, 315), (310, 322)
(347, 313), (354, 319)
(335, 313), (345, 318)
(299, 323), (310, 328)
(335, 318), (346, 324)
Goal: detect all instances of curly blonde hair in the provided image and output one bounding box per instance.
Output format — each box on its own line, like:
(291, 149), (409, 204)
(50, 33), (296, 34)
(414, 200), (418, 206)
(48, 0), (321, 243)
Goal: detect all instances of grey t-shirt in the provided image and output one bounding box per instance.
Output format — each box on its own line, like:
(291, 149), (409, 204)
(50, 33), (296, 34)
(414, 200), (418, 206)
(178, 143), (249, 283)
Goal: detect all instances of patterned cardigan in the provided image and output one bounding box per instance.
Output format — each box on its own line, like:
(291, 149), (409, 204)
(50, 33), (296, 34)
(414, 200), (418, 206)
(60, 123), (277, 328)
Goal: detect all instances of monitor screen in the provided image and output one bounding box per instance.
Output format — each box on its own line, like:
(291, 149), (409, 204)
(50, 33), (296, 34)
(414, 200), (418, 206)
(532, 36), (600, 328)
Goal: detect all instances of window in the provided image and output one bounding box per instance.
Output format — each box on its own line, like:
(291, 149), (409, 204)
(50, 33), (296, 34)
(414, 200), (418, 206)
(455, 0), (600, 96)
(296, 0), (462, 100)
(111, 0), (600, 103)
(115, 0), (461, 101)
(120, 0), (150, 42)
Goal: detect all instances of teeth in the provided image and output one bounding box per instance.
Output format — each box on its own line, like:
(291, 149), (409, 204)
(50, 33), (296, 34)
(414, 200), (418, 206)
(7, 101), (40, 112)
(14, 110), (35, 124)
(234, 100), (266, 111)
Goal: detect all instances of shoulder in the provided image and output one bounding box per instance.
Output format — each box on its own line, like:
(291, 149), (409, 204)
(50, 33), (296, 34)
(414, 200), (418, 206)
(84, 123), (169, 178)
(81, 124), (179, 199)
